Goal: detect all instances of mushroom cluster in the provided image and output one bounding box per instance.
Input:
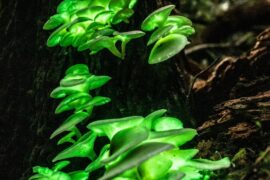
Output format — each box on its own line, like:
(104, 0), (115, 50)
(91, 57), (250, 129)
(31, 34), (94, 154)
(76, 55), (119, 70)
(30, 65), (230, 180)
(86, 109), (230, 180)
(141, 5), (195, 64)
(49, 64), (111, 146)
(44, 0), (144, 59)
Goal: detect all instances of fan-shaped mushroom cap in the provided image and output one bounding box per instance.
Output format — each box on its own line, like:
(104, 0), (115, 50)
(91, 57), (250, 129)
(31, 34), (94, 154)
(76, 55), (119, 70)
(65, 64), (89, 75)
(112, 8), (134, 24)
(109, 0), (132, 12)
(164, 15), (192, 29)
(147, 25), (173, 46)
(141, 5), (175, 31)
(149, 34), (189, 64)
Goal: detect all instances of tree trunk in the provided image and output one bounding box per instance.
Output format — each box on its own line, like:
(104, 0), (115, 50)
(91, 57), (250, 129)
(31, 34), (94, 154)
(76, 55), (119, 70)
(0, 0), (189, 179)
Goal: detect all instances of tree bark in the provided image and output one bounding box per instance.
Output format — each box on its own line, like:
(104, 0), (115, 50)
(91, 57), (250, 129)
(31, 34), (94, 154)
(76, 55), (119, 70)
(0, 0), (189, 179)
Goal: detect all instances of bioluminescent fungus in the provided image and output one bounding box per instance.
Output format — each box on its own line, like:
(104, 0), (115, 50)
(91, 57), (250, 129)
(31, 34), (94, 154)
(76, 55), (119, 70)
(142, 6), (195, 64)
(147, 25), (173, 46)
(44, 0), (143, 59)
(30, 65), (230, 180)
(149, 34), (189, 64)
(53, 132), (97, 162)
(141, 5), (175, 31)
(31, 2), (231, 179)
(87, 116), (144, 139)
(30, 161), (89, 180)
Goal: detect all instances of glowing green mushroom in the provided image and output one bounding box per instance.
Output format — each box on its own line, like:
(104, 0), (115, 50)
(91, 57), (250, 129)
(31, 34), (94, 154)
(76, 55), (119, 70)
(65, 64), (90, 75)
(47, 17), (91, 47)
(102, 127), (149, 163)
(94, 11), (115, 24)
(57, 0), (76, 14)
(138, 152), (172, 179)
(68, 171), (89, 180)
(149, 34), (189, 64)
(147, 128), (197, 147)
(85, 144), (110, 173)
(50, 112), (90, 139)
(47, 24), (68, 47)
(66, 1), (90, 14)
(57, 131), (76, 145)
(53, 132), (97, 162)
(88, 0), (110, 9)
(141, 5), (175, 31)
(76, 6), (105, 20)
(147, 25), (173, 46)
(75, 96), (111, 113)
(100, 142), (174, 180)
(78, 36), (122, 58)
(51, 87), (81, 99)
(109, 0), (133, 12)
(143, 109), (167, 130)
(111, 8), (134, 24)
(114, 31), (145, 58)
(153, 117), (183, 131)
(128, 0), (138, 9)
(43, 13), (70, 30)
(86, 75), (111, 90)
(186, 157), (231, 170)
(59, 33), (75, 47)
(170, 25), (195, 36)
(87, 116), (144, 139)
(162, 149), (199, 170)
(55, 93), (92, 114)
(30, 161), (73, 180)
(60, 74), (88, 87)
(163, 15), (193, 30)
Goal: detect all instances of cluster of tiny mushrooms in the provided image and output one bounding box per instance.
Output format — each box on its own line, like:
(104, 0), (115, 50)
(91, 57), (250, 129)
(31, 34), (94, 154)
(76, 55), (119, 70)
(30, 0), (230, 180)
(44, 0), (194, 64)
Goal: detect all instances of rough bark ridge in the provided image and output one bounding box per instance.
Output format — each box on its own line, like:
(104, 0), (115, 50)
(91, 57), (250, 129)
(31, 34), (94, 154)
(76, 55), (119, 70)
(194, 28), (270, 179)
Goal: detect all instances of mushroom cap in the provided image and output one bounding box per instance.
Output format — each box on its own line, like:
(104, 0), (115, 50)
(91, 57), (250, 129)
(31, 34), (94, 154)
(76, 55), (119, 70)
(109, 0), (132, 12)
(47, 24), (68, 47)
(141, 5), (175, 31)
(170, 25), (195, 36)
(50, 112), (89, 139)
(147, 25), (173, 46)
(128, 0), (137, 9)
(59, 33), (75, 47)
(164, 15), (192, 28)
(94, 10), (114, 24)
(149, 34), (189, 64)
(57, 0), (76, 13)
(65, 64), (90, 75)
(153, 117), (183, 131)
(111, 8), (134, 25)
(78, 36), (112, 52)
(43, 13), (69, 30)
(114, 30), (145, 40)
(67, 1), (90, 14)
(60, 74), (88, 87)
(75, 6), (105, 20)
(87, 116), (144, 139)
(88, 0), (110, 9)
